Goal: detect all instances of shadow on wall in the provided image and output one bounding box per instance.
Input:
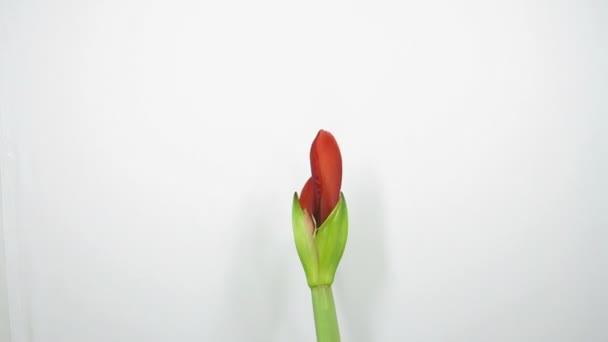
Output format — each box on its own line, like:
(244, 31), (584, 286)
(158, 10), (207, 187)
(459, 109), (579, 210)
(217, 194), (288, 342)
(335, 167), (387, 342)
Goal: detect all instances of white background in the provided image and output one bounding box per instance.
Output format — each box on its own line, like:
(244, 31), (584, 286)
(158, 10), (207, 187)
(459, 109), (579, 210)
(1, 1), (607, 341)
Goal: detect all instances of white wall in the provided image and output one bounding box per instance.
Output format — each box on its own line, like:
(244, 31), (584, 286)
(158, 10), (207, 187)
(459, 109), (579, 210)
(0, 203), (11, 342)
(1, 1), (607, 341)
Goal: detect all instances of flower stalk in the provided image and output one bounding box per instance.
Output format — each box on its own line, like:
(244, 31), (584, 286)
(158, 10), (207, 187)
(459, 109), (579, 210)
(311, 286), (340, 342)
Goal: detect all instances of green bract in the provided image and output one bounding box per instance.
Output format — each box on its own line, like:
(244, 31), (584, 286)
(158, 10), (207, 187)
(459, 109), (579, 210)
(292, 193), (349, 288)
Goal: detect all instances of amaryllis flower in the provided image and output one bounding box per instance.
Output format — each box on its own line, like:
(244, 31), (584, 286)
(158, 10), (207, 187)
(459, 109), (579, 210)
(292, 129), (348, 289)
(299, 130), (343, 230)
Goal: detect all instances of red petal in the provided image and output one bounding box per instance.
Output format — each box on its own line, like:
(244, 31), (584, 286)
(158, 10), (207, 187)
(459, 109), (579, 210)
(299, 177), (318, 225)
(310, 130), (342, 225)
(300, 177), (318, 233)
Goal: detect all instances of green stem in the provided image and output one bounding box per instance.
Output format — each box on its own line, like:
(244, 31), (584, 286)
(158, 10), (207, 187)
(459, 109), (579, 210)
(311, 285), (341, 342)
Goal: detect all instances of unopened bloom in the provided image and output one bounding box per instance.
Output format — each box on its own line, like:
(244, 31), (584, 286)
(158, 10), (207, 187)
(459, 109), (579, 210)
(299, 130), (343, 230)
(292, 130), (348, 287)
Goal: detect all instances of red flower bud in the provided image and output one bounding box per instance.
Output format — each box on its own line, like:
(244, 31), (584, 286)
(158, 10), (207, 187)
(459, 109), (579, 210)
(299, 130), (343, 228)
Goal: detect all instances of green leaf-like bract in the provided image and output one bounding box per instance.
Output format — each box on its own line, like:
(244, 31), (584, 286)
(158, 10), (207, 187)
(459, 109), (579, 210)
(292, 192), (348, 287)
(292, 193), (319, 286)
(315, 193), (348, 286)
